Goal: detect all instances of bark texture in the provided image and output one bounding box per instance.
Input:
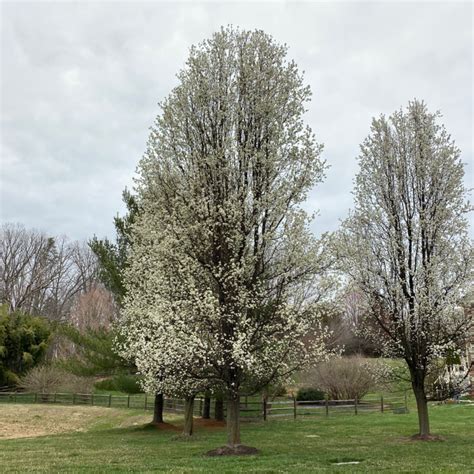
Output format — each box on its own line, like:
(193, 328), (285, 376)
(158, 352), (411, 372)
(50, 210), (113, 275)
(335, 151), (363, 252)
(152, 393), (164, 424)
(183, 396), (194, 437)
(413, 383), (430, 437)
(226, 395), (241, 448)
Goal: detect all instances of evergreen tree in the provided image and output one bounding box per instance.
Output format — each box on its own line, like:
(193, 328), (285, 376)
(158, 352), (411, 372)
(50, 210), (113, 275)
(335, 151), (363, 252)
(89, 189), (139, 306)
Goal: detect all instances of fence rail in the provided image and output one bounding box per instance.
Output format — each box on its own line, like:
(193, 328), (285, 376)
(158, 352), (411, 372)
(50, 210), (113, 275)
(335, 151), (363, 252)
(238, 393), (409, 420)
(0, 391), (409, 420)
(0, 392), (209, 416)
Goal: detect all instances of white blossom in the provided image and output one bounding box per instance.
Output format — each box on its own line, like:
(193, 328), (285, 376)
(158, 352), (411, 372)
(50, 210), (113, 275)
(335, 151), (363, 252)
(337, 100), (473, 436)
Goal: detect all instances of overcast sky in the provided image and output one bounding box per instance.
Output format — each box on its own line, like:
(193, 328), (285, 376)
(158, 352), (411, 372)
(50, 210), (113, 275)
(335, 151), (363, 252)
(1, 1), (472, 242)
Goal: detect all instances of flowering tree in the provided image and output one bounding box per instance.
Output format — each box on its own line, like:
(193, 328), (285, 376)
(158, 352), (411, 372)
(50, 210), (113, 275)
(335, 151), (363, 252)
(339, 100), (473, 438)
(89, 191), (168, 425)
(120, 27), (331, 451)
(119, 226), (218, 436)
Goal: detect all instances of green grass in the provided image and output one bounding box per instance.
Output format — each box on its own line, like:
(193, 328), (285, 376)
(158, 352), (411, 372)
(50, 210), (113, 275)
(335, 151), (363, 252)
(0, 403), (473, 472)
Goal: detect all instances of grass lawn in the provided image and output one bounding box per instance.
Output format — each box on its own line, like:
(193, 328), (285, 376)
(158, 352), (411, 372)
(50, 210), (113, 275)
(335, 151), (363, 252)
(0, 403), (473, 472)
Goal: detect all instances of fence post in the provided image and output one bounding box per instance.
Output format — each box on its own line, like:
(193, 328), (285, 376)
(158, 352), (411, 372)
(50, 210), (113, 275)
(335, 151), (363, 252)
(127, 395), (130, 408)
(325, 393), (329, 417)
(72, 393), (76, 405)
(381, 395), (384, 413)
(91, 394), (94, 406)
(108, 394), (112, 408)
(354, 397), (358, 415)
(293, 396), (297, 420)
(263, 398), (267, 421)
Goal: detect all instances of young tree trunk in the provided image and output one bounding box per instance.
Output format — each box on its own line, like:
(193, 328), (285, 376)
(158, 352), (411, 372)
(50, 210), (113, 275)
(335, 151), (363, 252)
(152, 392), (164, 424)
(226, 394), (241, 448)
(413, 384), (430, 437)
(409, 366), (430, 437)
(202, 395), (211, 419)
(214, 397), (224, 421)
(183, 396), (194, 437)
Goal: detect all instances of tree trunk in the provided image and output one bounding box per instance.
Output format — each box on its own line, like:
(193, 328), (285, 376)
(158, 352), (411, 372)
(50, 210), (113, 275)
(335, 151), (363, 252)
(202, 395), (211, 419)
(226, 394), (241, 448)
(413, 384), (430, 437)
(214, 397), (224, 421)
(152, 393), (164, 424)
(183, 396), (194, 437)
(409, 365), (430, 437)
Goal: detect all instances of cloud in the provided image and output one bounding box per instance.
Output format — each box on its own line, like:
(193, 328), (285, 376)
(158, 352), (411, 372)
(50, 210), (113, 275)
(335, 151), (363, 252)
(1, 1), (472, 241)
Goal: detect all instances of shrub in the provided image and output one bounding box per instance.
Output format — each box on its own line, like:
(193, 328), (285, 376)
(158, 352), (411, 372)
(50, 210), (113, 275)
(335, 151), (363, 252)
(311, 356), (390, 400)
(296, 387), (325, 401)
(19, 365), (94, 393)
(0, 369), (20, 386)
(0, 305), (51, 387)
(94, 378), (116, 392)
(94, 374), (143, 394)
(114, 374), (143, 393)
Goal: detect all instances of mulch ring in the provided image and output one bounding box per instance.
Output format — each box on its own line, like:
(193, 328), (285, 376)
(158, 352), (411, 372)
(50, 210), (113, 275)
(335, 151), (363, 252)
(205, 445), (260, 456)
(149, 419), (225, 432)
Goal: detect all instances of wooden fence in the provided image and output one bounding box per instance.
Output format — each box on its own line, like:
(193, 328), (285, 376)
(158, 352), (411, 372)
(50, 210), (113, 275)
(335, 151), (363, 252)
(244, 392), (409, 420)
(0, 390), (409, 420)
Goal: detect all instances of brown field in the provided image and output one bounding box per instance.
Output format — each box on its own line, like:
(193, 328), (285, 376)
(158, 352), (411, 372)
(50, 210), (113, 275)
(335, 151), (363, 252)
(0, 404), (152, 440)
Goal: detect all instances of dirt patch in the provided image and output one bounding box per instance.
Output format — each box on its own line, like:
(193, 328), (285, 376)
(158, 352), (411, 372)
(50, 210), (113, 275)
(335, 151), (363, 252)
(0, 404), (150, 440)
(205, 445), (260, 456)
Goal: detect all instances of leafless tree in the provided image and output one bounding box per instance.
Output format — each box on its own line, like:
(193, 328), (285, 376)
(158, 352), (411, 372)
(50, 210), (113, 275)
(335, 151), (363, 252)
(69, 284), (117, 331)
(0, 223), (98, 321)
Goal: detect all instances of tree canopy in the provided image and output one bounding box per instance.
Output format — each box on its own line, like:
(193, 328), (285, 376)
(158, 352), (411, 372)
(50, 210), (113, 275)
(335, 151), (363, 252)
(338, 100), (473, 438)
(119, 27), (332, 449)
